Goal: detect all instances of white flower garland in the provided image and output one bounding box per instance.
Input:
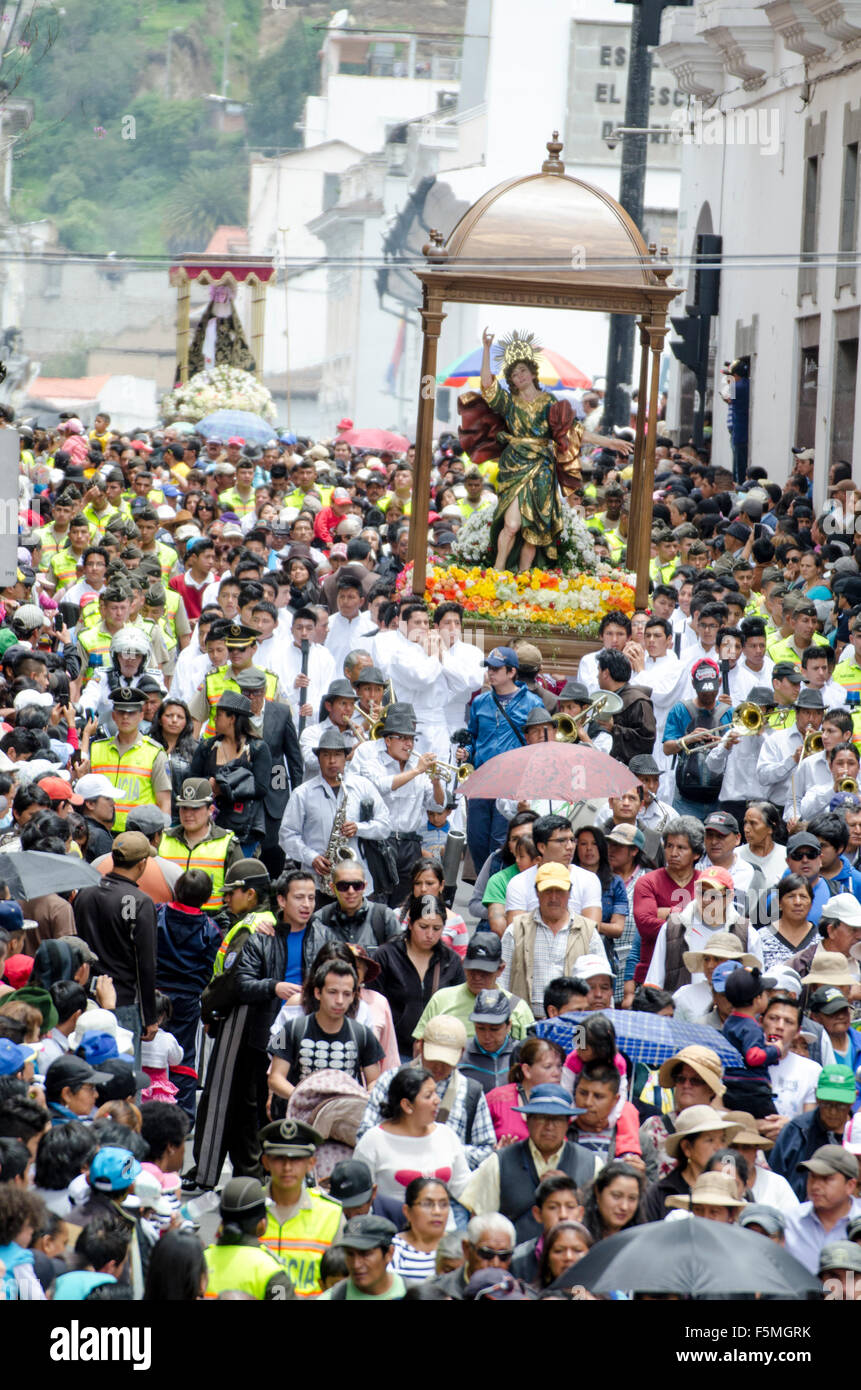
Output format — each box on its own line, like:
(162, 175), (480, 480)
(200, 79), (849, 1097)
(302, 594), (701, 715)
(451, 498), (622, 579)
(162, 366), (277, 423)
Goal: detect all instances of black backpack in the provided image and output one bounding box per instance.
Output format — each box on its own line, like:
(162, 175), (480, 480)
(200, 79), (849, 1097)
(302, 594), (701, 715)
(673, 700), (724, 803)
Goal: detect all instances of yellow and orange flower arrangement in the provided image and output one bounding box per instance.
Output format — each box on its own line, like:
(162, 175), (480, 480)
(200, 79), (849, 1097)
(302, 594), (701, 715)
(397, 563), (636, 635)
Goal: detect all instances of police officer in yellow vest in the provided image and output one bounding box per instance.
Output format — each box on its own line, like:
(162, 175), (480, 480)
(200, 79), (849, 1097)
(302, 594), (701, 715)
(159, 778), (244, 911)
(88, 685), (172, 832)
(204, 1177), (295, 1301)
(77, 582), (134, 681)
(189, 622), (281, 737)
(258, 1118), (343, 1298)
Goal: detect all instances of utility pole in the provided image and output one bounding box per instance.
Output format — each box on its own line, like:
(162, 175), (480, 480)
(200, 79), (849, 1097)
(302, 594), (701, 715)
(601, 4), (652, 434)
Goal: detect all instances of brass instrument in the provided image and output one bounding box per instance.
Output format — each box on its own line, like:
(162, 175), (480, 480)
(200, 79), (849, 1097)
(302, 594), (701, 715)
(838, 777), (858, 793)
(720, 702), (766, 744)
(430, 759), (473, 783)
(801, 730), (824, 760)
(558, 691), (624, 742)
(346, 717), (368, 742)
(320, 782), (358, 895)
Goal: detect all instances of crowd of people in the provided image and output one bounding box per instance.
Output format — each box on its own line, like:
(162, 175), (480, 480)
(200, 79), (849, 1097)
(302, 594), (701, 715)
(0, 402), (858, 1302)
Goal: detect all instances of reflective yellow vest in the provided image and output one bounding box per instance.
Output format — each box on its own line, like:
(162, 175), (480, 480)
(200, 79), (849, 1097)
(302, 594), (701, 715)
(204, 1241), (285, 1300)
(260, 1192), (342, 1298)
(80, 595), (102, 628)
(89, 734), (161, 831)
(203, 665), (278, 736)
(211, 910), (276, 971)
(49, 548), (87, 590)
(82, 501), (121, 536)
(219, 486), (256, 520)
(159, 828), (239, 910)
(78, 625), (115, 678)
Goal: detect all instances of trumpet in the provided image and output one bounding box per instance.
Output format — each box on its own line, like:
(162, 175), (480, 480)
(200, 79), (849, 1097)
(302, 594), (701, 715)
(429, 759), (473, 783)
(801, 729), (824, 759)
(558, 691), (625, 742)
(837, 777), (858, 793)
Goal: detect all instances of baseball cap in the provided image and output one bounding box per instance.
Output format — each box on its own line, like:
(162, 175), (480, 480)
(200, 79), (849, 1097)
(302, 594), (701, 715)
(808, 985), (851, 1016)
(89, 1146), (143, 1193)
(45, 1054), (112, 1095)
(772, 661), (804, 683)
(573, 953), (614, 981)
(332, 487), (351, 503)
(819, 1241), (861, 1276)
(470, 989), (513, 1024)
(605, 822), (645, 850)
(697, 865), (735, 891)
(703, 811), (739, 835)
(819, 894), (861, 929)
(798, 1143), (859, 1179)
(535, 862), (572, 893)
(421, 1015), (467, 1066)
(786, 832), (821, 856)
(0, 1037), (36, 1077)
(815, 1067), (857, 1103)
(736, 1204), (787, 1237)
(484, 646), (519, 670)
(328, 1159), (374, 1209)
(710, 960), (737, 995)
(768, 967), (803, 999)
(111, 832), (157, 866)
(464, 933), (503, 971)
(337, 1215), (397, 1252)
(77, 1032), (120, 1067)
(691, 659), (720, 691)
(37, 776), (83, 806)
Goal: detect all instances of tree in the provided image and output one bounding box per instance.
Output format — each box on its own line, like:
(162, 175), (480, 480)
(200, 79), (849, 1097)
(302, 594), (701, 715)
(245, 19), (324, 149)
(162, 161), (248, 254)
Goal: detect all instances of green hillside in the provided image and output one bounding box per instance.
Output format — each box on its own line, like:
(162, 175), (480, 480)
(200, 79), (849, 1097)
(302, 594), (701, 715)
(9, 0), (322, 256)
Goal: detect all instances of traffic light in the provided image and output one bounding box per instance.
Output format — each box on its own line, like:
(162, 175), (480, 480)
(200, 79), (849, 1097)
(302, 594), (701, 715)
(670, 308), (707, 379)
(619, 0), (694, 46)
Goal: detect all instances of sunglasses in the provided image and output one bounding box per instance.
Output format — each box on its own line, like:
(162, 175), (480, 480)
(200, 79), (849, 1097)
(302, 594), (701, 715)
(789, 849), (820, 860)
(335, 881), (365, 892)
(474, 1247), (513, 1261)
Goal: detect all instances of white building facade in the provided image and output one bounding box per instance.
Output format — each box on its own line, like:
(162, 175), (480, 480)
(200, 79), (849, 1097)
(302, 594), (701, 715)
(247, 1), (683, 436)
(658, 0), (861, 498)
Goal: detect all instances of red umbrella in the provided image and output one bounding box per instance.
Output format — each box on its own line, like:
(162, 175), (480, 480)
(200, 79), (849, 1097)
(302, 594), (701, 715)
(337, 427), (410, 453)
(458, 744), (640, 802)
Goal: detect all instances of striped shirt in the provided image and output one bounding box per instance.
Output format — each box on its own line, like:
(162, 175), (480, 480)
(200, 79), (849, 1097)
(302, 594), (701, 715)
(389, 1233), (437, 1283)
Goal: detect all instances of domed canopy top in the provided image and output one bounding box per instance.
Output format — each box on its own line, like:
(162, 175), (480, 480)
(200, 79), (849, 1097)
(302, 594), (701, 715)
(419, 135), (675, 308)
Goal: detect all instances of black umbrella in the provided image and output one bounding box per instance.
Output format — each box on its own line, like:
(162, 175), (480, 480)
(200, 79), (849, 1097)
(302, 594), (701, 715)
(4, 851), (102, 900)
(553, 1219), (820, 1298)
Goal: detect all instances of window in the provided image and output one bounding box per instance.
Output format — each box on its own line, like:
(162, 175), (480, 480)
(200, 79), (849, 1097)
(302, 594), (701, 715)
(795, 315), (819, 450)
(837, 141), (858, 296)
(799, 114), (826, 305)
(831, 309), (859, 465)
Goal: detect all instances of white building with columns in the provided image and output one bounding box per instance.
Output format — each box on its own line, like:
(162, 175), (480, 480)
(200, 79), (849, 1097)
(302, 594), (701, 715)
(658, 0), (861, 500)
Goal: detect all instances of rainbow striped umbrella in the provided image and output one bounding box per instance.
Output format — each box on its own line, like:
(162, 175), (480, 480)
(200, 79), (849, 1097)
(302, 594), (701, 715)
(437, 346), (592, 390)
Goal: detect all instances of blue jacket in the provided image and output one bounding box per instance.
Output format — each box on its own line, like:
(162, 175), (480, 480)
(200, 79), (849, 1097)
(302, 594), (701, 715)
(155, 902), (222, 996)
(769, 1108), (841, 1201)
(466, 684), (545, 767)
(832, 856), (861, 898)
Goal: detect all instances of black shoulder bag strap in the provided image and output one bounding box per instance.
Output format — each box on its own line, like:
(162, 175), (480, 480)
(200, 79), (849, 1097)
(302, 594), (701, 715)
(492, 693), (526, 746)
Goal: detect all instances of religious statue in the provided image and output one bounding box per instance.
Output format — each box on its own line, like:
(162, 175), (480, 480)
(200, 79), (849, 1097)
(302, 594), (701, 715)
(186, 285), (255, 378)
(457, 328), (632, 572)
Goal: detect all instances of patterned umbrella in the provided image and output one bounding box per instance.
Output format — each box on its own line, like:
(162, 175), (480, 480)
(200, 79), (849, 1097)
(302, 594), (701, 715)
(196, 409), (278, 446)
(437, 346), (592, 390)
(457, 744), (640, 803)
(534, 1011), (744, 1069)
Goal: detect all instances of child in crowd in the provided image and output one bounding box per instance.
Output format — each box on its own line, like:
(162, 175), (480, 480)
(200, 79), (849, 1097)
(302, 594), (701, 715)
(721, 966), (779, 1116)
(140, 992), (183, 1104)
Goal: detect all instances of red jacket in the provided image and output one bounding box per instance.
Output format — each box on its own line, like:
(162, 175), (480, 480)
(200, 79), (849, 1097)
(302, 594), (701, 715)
(632, 868), (700, 984)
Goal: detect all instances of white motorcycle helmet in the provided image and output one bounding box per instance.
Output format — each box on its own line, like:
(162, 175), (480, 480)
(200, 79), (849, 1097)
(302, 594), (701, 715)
(110, 625), (151, 670)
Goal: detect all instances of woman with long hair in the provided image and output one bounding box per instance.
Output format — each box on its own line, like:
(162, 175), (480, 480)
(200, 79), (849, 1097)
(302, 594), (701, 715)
(352, 1065), (470, 1211)
(485, 1037), (566, 1143)
(189, 691), (272, 855)
(399, 859), (468, 958)
(149, 697), (198, 818)
(144, 1229), (208, 1301)
(372, 894), (464, 1060)
(536, 1221), (593, 1290)
(581, 1161), (645, 1243)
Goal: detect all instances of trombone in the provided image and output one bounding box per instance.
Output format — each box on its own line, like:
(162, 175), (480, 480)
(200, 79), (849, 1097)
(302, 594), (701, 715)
(719, 701), (766, 744)
(800, 729), (824, 760)
(558, 691), (624, 743)
(837, 777), (858, 793)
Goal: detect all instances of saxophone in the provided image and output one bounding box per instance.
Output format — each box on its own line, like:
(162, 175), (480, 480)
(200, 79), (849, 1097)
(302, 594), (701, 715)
(320, 780), (359, 895)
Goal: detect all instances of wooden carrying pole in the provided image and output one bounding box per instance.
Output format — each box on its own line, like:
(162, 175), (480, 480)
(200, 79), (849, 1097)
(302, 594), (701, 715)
(408, 283), (446, 597)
